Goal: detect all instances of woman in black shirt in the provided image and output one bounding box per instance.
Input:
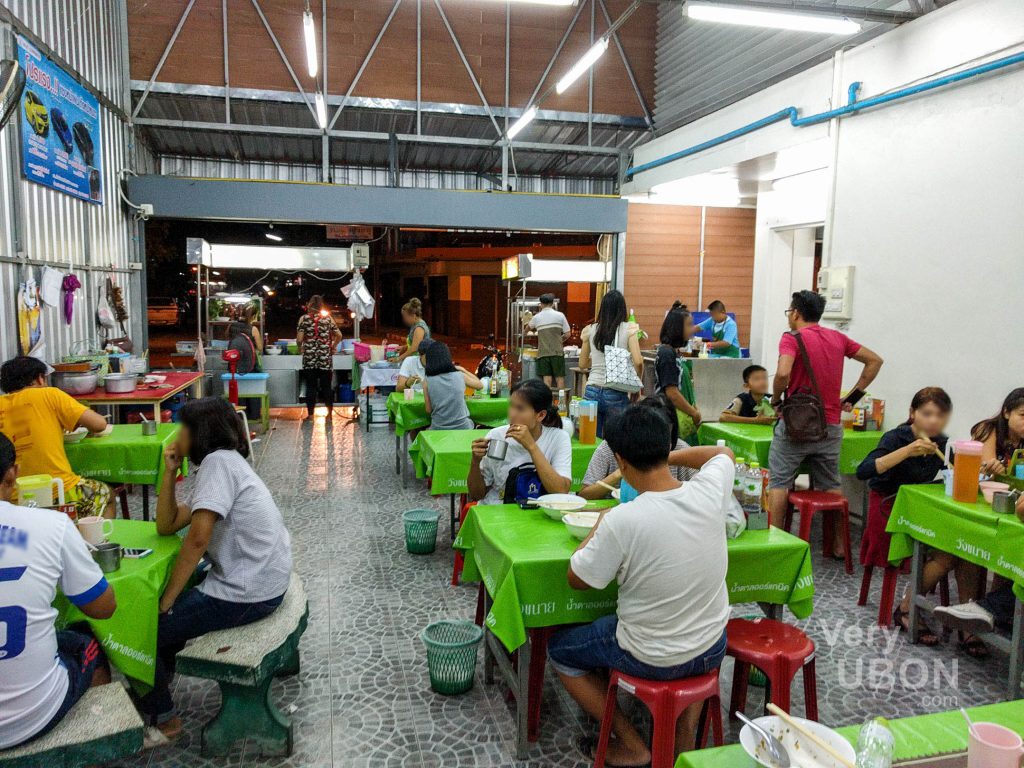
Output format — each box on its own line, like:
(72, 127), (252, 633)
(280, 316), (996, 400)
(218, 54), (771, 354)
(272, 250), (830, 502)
(857, 387), (982, 649)
(654, 308), (702, 444)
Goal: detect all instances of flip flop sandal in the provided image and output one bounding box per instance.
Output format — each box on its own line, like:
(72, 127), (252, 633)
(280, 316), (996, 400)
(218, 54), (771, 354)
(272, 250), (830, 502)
(893, 608), (939, 646)
(960, 636), (990, 659)
(576, 736), (651, 768)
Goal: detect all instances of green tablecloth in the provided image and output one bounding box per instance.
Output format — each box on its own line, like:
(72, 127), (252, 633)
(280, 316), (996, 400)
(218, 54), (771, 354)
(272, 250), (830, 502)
(887, 483), (1024, 600)
(677, 699), (1024, 766)
(454, 504), (814, 653)
(56, 520), (181, 685)
(409, 429), (601, 495)
(65, 423), (181, 489)
(386, 392), (511, 437)
(698, 422), (882, 475)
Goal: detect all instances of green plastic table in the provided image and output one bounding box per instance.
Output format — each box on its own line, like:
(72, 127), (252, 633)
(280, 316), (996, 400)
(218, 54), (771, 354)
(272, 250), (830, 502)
(677, 699), (1024, 767)
(887, 483), (1024, 699)
(454, 503), (814, 757)
(66, 423), (182, 520)
(697, 422), (882, 475)
(387, 392), (510, 487)
(56, 520), (181, 686)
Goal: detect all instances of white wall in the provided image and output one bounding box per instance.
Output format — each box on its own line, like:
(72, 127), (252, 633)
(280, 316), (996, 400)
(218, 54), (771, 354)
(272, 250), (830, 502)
(630, 0), (1024, 438)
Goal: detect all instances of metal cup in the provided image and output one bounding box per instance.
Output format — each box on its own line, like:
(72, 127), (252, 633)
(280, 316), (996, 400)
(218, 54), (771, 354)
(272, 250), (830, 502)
(92, 542), (122, 573)
(141, 420), (158, 436)
(486, 438), (508, 461)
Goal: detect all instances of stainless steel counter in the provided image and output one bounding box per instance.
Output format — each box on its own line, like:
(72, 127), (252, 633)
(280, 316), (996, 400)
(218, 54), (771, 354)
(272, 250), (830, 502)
(641, 353), (749, 423)
(212, 351), (355, 407)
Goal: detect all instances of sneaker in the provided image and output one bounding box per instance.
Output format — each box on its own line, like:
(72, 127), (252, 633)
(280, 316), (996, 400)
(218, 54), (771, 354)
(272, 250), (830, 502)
(932, 601), (995, 634)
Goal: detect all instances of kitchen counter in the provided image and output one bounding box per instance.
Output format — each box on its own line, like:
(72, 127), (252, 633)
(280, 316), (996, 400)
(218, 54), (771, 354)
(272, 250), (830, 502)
(641, 353), (749, 423)
(208, 350), (354, 407)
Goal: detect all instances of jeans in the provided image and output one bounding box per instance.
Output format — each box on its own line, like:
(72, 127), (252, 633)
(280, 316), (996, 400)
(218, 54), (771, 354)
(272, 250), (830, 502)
(584, 385), (630, 439)
(548, 614), (727, 680)
(138, 588), (284, 723)
(979, 583), (1016, 628)
(303, 368), (334, 416)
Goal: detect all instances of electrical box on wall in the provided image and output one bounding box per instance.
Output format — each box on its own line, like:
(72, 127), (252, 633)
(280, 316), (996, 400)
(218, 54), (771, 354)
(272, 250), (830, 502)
(351, 243), (370, 268)
(817, 266), (854, 321)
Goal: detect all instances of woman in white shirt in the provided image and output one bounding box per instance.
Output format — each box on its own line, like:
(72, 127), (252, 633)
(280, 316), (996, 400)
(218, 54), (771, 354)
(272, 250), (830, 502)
(396, 350), (426, 392)
(468, 379), (572, 505)
(579, 290), (642, 438)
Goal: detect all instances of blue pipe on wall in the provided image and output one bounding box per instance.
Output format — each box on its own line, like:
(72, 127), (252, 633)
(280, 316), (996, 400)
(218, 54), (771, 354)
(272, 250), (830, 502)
(627, 49), (1024, 178)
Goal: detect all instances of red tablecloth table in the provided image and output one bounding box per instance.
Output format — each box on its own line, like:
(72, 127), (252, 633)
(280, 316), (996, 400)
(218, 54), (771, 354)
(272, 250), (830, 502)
(74, 371), (204, 423)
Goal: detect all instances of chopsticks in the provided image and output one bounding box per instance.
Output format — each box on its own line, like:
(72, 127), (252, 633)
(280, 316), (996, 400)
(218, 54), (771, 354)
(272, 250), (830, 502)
(911, 426), (953, 470)
(765, 704), (856, 768)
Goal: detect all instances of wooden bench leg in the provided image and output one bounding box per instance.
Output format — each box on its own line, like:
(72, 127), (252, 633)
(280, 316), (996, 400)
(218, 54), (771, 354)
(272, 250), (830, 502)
(275, 647), (300, 677)
(202, 677), (292, 757)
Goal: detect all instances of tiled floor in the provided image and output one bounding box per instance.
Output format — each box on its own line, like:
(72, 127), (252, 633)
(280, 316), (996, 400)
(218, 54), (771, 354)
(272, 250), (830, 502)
(118, 410), (1009, 768)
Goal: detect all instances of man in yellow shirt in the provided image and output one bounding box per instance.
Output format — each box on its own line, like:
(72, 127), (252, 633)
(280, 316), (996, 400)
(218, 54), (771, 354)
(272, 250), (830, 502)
(0, 357), (112, 517)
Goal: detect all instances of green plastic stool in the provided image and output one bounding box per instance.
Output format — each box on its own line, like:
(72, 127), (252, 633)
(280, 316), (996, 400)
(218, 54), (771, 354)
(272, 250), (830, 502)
(421, 620), (484, 695)
(404, 509), (440, 554)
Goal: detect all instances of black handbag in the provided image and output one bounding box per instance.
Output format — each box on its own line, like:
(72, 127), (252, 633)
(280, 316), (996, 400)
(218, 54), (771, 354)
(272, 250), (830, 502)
(780, 331), (828, 443)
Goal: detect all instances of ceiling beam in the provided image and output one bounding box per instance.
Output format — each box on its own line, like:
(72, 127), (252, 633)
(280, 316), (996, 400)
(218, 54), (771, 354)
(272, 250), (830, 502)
(132, 0), (197, 119)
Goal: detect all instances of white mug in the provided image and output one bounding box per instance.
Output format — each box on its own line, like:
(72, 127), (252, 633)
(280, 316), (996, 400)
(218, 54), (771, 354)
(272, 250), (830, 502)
(77, 516), (113, 546)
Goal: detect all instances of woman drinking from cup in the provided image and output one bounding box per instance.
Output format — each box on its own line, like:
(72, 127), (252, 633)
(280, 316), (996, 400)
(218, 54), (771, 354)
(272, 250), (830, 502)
(856, 387), (982, 650)
(422, 340), (483, 430)
(468, 379), (571, 505)
(141, 397), (292, 738)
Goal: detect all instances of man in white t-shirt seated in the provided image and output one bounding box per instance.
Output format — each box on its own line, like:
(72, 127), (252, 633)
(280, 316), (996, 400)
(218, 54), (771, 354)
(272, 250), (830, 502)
(0, 432), (117, 750)
(548, 404), (734, 766)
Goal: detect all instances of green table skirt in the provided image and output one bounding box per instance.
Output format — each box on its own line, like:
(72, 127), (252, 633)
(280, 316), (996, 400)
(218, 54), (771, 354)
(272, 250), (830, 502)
(677, 699), (1024, 766)
(66, 423), (182, 489)
(887, 483), (1024, 601)
(455, 504), (814, 653)
(698, 422), (882, 475)
(56, 520), (181, 685)
(386, 392), (510, 437)
(409, 429), (600, 495)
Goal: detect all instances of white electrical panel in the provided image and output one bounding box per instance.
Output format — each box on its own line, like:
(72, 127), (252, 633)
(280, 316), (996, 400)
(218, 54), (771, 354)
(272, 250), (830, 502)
(816, 266), (854, 321)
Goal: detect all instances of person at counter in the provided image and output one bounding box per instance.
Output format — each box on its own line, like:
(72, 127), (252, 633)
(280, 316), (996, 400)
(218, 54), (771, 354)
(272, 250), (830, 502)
(767, 291), (883, 555)
(0, 356), (113, 517)
(397, 298), (430, 363)
(580, 290), (642, 438)
(655, 307), (702, 444)
(422, 340), (483, 430)
(693, 300), (740, 358)
(719, 365), (776, 425)
(527, 293), (570, 390)
(296, 295), (342, 421)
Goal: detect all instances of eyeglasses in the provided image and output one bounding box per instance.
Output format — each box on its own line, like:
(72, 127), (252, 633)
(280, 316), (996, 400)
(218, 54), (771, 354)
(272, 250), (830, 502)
(783, 308), (795, 316)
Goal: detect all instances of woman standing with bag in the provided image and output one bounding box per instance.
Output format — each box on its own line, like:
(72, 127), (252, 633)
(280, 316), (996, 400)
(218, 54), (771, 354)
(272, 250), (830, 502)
(579, 290), (642, 438)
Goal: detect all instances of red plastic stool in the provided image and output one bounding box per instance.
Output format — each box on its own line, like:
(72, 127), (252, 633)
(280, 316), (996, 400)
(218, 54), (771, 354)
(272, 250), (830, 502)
(785, 490), (853, 574)
(595, 670), (723, 768)
(110, 484), (131, 520)
(727, 618), (818, 721)
(451, 501), (477, 586)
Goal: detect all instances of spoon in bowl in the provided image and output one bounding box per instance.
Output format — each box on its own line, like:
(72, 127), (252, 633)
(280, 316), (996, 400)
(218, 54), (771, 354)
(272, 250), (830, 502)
(736, 711), (790, 768)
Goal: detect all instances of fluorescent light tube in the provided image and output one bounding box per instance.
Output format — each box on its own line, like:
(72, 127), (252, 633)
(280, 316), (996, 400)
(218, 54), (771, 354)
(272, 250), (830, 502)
(507, 106), (538, 140)
(303, 9), (318, 78)
(685, 2), (860, 35)
(265, 232), (283, 242)
(315, 92), (327, 129)
(555, 38), (609, 95)
(479, 0), (575, 4)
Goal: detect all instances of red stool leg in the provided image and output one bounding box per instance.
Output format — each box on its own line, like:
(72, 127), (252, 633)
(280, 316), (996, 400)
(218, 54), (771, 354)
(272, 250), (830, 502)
(527, 629), (550, 742)
(783, 508), (794, 533)
(695, 700), (709, 750)
(879, 567), (900, 627)
(841, 509), (853, 574)
(709, 697), (724, 746)
(858, 566), (873, 606)
(729, 660), (750, 718)
(803, 658), (819, 721)
(765, 662), (792, 717)
(818, 509), (832, 558)
(797, 504), (814, 545)
(450, 503), (475, 585)
(649, 691), (677, 768)
(474, 582), (485, 626)
(593, 675), (620, 768)
(116, 485), (130, 520)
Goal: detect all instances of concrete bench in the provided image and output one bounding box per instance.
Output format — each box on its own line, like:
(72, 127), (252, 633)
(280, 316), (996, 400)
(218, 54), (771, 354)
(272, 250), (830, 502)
(0, 684), (143, 768)
(176, 572), (308, 757)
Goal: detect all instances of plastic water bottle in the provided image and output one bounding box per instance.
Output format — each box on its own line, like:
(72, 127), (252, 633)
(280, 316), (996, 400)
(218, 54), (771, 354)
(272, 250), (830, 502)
(742, 462), (762, 517)
(733, 457), (747, 503)
(498, 366), (510, 398)
(856, 718), (894, 768)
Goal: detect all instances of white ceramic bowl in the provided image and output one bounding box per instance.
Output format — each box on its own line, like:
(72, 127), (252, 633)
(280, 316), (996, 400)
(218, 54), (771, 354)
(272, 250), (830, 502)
(144, 374), (167, 384)
(537, 493), (587, 521)
(563, 511), (600, 540)
(740, 715), (856, 768)
(63, 427), (88, 444)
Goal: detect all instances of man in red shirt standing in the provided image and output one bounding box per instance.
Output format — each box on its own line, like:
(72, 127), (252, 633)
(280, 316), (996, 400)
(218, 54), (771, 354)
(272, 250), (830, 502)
(768, 291), (883, 556)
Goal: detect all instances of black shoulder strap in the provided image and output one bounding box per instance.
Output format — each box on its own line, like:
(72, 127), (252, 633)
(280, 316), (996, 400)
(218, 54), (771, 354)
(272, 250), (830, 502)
(791, 331), (823, 400)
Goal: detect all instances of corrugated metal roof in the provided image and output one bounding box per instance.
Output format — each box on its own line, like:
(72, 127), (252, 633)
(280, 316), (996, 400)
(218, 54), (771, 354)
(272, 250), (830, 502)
(134, 92), (644, 179)
(654, 1), (914, 134)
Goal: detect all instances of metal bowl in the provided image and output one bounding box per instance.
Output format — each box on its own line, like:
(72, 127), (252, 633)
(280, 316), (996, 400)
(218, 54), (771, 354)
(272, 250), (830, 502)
(103, 373), (137, 394)
(52, 370), (98, 395)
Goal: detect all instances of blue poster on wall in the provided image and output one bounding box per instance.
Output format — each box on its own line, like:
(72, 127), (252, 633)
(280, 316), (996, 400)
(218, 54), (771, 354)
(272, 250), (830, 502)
(16, 35), (103, 204)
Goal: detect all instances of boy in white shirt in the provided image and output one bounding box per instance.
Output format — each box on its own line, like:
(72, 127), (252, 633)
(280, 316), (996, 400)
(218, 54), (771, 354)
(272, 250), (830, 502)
(548, 405), (734, 765)
(0, 432), (116, 749)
